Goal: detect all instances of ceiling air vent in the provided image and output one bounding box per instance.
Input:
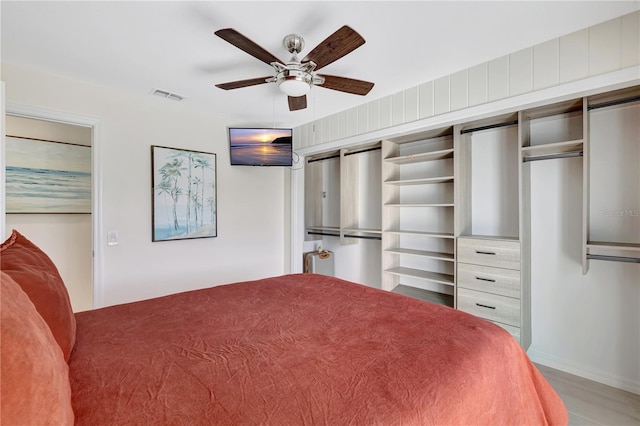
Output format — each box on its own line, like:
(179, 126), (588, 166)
(151, 89), (184, 101)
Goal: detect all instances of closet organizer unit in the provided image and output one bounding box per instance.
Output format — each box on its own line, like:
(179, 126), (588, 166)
(454, 115), (527, 347)
(518, 99), (588, 348)
(381, 128), (456, 307)
(301, 83), (638, 348)
(304, 142), (382, 281)
(584, 86), (640, 270)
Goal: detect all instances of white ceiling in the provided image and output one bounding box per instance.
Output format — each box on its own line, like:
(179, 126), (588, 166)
(2, 1), (638, 128)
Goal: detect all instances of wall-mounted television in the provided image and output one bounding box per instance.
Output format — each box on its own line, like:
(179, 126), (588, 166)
(228, 128), (293, 166)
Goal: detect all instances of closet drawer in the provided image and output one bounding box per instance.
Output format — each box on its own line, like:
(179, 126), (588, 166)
(457, 263), (520, 298)
(492, 321), (521, 343)
(457, 238), (520, 270)
(457, 288), (520, 327)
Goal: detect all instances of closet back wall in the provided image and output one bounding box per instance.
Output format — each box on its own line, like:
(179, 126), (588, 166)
(526, 101), (639, 394)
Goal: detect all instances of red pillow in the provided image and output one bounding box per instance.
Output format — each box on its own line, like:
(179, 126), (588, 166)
(1, 230), (76, 361)
(1, 271), (74, 425)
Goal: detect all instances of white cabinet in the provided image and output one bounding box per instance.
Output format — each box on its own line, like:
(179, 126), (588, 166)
(381, 128), (456, 307)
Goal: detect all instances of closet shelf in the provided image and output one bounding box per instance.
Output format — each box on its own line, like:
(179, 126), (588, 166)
(306, 226), (340, 233)
(384, 203), (454, 207)
(521, 139), (583, 158)
(392, 284), (454, 307)
(385, 176), (454, 186)
(384, 230), (455, 239)
(586, 241), (640, 262)
(307, 227), (383, 240)
(385, 248), (455, 262)
(587, 241), (640, 252)
(385, 148), (454, 165)
(586, 241), (640, 263)
(342, 227), (382, 235)
(384, 267), (454, 286)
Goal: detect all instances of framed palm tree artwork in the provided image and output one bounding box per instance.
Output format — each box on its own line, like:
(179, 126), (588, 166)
(151, 146), (217, 242)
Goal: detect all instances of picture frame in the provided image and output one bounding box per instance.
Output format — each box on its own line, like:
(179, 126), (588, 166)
(4, 136), (92, 214)
(151, 145), (217, 242)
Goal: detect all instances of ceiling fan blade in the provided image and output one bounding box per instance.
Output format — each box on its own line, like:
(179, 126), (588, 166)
(215, 76), (272, 90)
(303, 26), (365, 71)
(215, 28), (284, 66)
(317, 75), (374, 95)
(288, 95), (307, 111)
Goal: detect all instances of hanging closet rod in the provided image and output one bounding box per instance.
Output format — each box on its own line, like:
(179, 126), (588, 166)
(344, 234), (382, 241)
(460, 120), (518, 135)
(588, 95), (640, 111)
(307, 153), (340, 164)
(308, 146), (382, 163)
(522, 151), (583, 163)
(308, 231), (340, 237)
(587, 254), (640, 263)
(307, 231), (382, 241)
(344, 146), (381, 157)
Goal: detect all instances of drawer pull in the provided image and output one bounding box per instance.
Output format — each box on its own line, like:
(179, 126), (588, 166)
(476, 303), (496, 310)
(475, 276), (496, 282)
(475, 250), (496, 255)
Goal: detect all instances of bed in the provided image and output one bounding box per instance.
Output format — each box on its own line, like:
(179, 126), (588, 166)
(1, 230), (568, 425)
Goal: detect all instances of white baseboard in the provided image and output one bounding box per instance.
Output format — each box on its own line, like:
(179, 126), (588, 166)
(527, 349), (640, 395)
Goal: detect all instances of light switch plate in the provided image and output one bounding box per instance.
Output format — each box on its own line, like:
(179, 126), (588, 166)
(107, 231), (119, 246)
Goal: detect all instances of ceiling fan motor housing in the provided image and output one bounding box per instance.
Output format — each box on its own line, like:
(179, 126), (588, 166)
(283, 34), (305, 54)
(270, 49), (324, 97)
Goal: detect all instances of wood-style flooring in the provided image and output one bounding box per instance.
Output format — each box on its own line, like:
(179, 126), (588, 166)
(536, 363), (639, 425)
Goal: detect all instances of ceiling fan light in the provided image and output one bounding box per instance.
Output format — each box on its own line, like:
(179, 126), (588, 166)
(278, 78), (311, 97)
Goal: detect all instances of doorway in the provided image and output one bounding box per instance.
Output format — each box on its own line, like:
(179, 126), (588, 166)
(3, 104), (102, 311)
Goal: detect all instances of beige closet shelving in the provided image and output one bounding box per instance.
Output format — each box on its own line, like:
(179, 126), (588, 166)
(381, 128), (456, 307)
(583, 86), (640, 271)
(304, 142), (382, 245)
(454, 114), (527, 347)
(518, 100), (587, 349)
(302, 84), (639, 349)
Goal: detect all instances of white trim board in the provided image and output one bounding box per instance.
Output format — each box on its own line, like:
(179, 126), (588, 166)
(1, 83), (6, 238)
(528, 349), (640, 396)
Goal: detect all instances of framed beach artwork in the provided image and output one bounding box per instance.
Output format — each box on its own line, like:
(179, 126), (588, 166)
(4, 136), (91, 214)
(151, 146), (217, 242)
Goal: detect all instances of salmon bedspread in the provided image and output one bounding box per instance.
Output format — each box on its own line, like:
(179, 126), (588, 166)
(69, 274), (567, 425)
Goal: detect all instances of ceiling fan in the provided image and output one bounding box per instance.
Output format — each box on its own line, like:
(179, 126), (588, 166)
(214, 26), (375, 111)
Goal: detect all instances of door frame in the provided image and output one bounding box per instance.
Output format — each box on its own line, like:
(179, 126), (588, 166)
(4, 102), (104, 308)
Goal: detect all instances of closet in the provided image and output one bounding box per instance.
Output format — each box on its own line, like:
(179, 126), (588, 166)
(455, 114), (526, 345)
(381, 128), (456, 307)
(304, 142), (382, 286)
(301, 84), (639, 350)
(584, 86), (640, 270)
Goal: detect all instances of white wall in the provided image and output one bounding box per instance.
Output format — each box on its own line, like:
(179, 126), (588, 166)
(2, 62), (287, 307)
